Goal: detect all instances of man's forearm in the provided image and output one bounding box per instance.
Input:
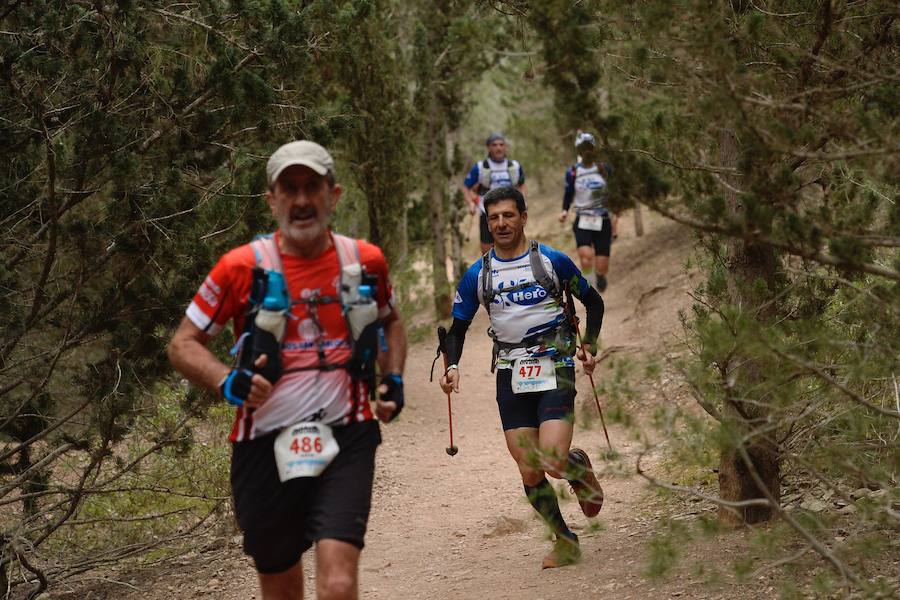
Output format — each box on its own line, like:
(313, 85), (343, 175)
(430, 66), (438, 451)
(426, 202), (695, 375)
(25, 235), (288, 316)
(168, 320), (230, 392)
(581, 287), (604, 354)
(379, 316), (407, 375)
(444, 318), (471, 366)
(463, 186), (477, 208)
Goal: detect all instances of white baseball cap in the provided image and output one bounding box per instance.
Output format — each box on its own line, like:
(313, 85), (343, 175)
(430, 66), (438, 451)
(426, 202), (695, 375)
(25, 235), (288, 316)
(575, 132), (597, 147)
(266, 140), (335, 186)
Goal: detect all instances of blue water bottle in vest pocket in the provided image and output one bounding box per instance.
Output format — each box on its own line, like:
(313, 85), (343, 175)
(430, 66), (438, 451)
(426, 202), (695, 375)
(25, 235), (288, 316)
(249, 270), (289, 384)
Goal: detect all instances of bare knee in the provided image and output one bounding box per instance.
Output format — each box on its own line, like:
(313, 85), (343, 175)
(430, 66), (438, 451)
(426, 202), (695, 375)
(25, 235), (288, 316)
(317, 570), (356, 600)
(258, 563), (303, 600)
(518, 465), (545, 487)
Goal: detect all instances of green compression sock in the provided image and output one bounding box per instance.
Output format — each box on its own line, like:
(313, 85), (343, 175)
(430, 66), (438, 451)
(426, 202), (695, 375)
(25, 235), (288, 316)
(524, 477), (574, 540)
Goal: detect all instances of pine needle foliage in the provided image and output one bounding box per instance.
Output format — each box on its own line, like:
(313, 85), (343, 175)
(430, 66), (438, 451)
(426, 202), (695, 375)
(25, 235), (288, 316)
(522, 0), (898, 591)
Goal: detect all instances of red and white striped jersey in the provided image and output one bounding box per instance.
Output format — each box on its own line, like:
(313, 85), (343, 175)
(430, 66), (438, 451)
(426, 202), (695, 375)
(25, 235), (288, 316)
(186, 231), (396, 440)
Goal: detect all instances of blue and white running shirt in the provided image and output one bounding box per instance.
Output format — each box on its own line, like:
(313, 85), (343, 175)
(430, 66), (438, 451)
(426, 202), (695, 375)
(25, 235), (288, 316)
(463, 158), (526, 214)
(452, 243), (591, 369)
(563, 162), (612, 212)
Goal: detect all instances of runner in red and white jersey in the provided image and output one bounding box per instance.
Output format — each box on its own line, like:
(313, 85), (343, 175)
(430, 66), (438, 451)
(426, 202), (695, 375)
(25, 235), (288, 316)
(187, 232), (396, 441)
(168, 140), (407, 600)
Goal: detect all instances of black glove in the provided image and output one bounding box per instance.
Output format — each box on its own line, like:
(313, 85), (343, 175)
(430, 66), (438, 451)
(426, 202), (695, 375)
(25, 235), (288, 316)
(220, 368), (254, 406)
(379, 373), (404, 421)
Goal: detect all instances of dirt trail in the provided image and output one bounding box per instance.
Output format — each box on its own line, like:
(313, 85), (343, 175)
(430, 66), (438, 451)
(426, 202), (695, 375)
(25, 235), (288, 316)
(52, 208), (778, 600)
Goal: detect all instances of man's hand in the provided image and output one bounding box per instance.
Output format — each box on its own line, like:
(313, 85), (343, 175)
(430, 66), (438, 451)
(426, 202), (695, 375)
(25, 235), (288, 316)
(558, 210), (568, 223)
(467, 201), (477, 215)
(440, 367), (460, 394)
(220, 355), (274, 408)
(376, 373), (404, 422)
(576, 346), (597, 376)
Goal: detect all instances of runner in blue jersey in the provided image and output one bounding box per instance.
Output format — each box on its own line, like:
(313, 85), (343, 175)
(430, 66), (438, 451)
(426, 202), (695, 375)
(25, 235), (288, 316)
(463, 132), (526, 254)
(558, 132), (614, 291)
(439, 186), (606, 569)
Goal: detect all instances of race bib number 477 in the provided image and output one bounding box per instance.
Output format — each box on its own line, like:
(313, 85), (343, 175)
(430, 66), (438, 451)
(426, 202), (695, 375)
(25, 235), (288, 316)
(274, 422), (340, 482)
(511, 356), (557, 394)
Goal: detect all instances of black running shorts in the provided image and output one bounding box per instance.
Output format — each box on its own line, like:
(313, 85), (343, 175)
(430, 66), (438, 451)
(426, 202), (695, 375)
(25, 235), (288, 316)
(479, 212), (492, 245)
(495, 366), (576, 430)
(230, 419), (381, 574)
(573, 214), (612, 257)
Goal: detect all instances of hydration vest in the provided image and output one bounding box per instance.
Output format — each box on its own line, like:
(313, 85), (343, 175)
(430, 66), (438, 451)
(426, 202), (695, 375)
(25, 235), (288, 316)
(569, 163), (610, 212)
(478, 240), (575, 371)
(477, 158), (522, 192)
(247, 233), (380, 382)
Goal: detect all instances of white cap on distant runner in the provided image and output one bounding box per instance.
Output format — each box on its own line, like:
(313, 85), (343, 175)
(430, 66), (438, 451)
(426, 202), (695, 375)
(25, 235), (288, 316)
(267, 141), (335, 186)
(575, 132), (597, 147)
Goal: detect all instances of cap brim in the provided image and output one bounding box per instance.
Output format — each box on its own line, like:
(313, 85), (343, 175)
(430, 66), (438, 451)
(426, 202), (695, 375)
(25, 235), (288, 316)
(270, 160), (328, 185)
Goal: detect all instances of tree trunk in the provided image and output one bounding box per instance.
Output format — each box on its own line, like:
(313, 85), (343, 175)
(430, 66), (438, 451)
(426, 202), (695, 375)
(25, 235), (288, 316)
(632, 202), (644, 237)
(717, 129), (780, 525)
(424, 99), (451, 318)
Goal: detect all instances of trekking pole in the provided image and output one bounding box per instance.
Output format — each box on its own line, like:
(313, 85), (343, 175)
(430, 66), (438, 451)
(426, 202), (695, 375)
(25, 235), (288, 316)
(565, 288), (613, 452)
(431, 326), (458, 456)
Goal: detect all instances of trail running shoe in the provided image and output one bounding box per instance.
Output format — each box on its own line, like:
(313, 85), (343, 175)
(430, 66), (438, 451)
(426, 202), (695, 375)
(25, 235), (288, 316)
(567, 448), (604, 518)
(541, 533), (581, 569)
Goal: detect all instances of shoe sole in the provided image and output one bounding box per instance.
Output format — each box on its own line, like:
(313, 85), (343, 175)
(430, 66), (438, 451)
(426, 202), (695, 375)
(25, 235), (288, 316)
(569, 448), (604, 517)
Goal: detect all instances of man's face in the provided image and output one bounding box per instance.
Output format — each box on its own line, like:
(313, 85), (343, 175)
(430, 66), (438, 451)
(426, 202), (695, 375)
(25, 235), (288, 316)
(266, 165), (341, 253)
(487, 139), (507, 162)
(486, 198), (527, 249)
(577, 143), (596, 162)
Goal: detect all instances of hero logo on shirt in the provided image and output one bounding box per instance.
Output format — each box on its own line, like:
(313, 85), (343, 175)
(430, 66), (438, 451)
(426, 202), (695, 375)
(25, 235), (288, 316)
(497, 279), (548, 307)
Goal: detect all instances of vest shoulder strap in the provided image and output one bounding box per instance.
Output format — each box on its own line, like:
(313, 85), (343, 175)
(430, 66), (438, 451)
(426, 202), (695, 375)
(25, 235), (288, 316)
(332, 233), (361, 271)
(528, 241), (560, 301)
(480, 250), (493, 315)
(251, 234), (283, 274)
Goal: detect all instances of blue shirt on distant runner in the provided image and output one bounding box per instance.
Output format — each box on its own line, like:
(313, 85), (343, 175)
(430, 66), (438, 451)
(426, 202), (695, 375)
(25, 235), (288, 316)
(463, 158), (526, 213)
(452, 243), (591, 369)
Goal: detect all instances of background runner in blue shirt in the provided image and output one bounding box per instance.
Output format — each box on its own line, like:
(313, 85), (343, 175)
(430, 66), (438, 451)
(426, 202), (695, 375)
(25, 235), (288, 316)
(463, 132), (526, 254)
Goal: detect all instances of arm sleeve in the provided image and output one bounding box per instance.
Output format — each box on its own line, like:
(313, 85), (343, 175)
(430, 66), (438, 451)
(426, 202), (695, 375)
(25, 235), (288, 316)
(562, 168), (575, 211)
(444, 318), (471, 366)
(580, 286), (604, 354)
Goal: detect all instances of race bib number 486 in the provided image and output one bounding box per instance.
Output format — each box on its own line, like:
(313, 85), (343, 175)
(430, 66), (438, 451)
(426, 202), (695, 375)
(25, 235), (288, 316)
(274, 422), (340, 482)
(511, 356), (557, 394)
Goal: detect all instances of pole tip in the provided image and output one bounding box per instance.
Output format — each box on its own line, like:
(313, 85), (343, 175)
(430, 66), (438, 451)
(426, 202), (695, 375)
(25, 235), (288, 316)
(445, 446), (458, 456)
